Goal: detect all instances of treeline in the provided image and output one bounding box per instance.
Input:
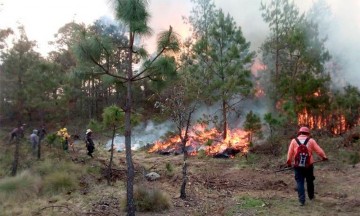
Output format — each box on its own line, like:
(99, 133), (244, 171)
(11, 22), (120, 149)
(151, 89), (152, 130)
(0, 0), (359, 135)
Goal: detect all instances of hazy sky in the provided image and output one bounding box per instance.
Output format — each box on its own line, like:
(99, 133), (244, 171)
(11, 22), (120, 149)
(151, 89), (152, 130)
(1, 0), (359, 87)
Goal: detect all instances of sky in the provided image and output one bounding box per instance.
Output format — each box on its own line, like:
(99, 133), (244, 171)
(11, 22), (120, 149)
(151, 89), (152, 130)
(1, 0), (360, 87)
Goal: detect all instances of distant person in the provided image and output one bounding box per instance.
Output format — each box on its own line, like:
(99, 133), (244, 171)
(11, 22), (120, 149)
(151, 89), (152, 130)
(30, 129), (39, 156)
(286, 126), (328, 206)
(9, 124), (25, 142)
(85, 129), (95, 158)
(57, 128), (70, 152)
(38, 125), (47, 141)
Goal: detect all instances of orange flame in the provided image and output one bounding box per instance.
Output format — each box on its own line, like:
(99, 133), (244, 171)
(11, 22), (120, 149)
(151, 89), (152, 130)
(298, 109), (347, 135)
(149, 123), (249, 156)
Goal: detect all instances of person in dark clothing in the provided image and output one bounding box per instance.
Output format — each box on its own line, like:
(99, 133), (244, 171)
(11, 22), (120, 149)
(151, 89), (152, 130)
(9, 125), (25, 142)
(38, 125), (47, 141)
(85, 129), (95, 158)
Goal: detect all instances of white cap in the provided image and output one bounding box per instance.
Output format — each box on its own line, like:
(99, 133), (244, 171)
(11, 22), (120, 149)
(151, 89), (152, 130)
(86, 129), (92, 134)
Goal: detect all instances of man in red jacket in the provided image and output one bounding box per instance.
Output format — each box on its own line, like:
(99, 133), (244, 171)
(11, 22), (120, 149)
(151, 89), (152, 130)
(286, 126), (328, 206)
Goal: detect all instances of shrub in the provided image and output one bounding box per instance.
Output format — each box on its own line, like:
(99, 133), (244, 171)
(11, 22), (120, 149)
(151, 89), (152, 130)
(165, 162), (174, 177)
(132, 185), (171, 212)
(0, 171), (41, 203)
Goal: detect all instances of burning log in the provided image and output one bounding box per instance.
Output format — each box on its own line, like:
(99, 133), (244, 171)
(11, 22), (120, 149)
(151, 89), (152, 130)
(213, 153), (231, 159)
(159, 151), (171, 156)
(213, 147), (242, 159)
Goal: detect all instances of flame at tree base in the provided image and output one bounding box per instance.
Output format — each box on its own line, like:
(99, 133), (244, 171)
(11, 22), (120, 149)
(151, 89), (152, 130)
(149, 124), (250, 157)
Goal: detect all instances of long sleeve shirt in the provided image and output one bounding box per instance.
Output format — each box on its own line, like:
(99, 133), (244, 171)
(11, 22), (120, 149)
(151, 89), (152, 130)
(287, 134), (327, 165)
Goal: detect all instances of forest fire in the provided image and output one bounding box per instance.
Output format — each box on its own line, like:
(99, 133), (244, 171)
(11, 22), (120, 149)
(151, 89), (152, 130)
(148, 124), (250, 157)
(298, 109), (347, 134)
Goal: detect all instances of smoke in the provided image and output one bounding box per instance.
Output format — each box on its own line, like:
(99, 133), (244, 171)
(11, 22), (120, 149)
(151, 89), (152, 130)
(210, 0), (360, 88)
(105, 120), (175, 151)
(320, 1), (360, 88)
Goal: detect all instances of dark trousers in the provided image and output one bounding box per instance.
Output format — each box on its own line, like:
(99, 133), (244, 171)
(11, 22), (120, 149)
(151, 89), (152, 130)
(87, 145), (94, 157)
(294, 165), (315, 204)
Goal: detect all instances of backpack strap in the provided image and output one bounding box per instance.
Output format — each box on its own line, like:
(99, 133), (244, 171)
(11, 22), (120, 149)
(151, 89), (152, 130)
(295, 137), (310, 146)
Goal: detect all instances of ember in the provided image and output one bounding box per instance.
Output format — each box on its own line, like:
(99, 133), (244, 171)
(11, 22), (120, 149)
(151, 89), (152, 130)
(148, 124), (249, 157)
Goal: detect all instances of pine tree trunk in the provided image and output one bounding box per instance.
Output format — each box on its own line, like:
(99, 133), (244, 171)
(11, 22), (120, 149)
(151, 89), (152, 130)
(37, 138), (41, 160)
(180, 139), (188, 199)
(222, 99), (227, 140)
(125, 35), (135, 216)
(11, 138), (20, 176)
(107, 125), (116, 185)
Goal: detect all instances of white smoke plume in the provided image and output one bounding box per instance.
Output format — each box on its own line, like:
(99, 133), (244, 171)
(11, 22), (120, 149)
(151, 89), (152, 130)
(210, 0), (360, 88)
(105, 120), (175, 151)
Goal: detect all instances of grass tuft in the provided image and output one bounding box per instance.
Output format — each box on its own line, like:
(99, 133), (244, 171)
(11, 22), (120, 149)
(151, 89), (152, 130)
(129, 185), (171, 212)
(42, 171), (78, 195)
(165, 162), (174, 177)
(0, 170), (41, 202)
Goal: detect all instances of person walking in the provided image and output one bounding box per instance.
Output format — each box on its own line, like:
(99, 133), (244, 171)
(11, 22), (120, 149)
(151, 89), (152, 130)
(9, 125), (25, 143)
(286, 126), (328, 206)
(30, 129), (39, 156)
(38, 125), (47, 141)
(85, 129), (95, 158)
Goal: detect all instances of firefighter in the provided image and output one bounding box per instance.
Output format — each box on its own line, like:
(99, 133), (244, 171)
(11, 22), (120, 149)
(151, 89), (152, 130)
(286, 126), (328, 206)
(85, 129), (95, 158)
(9, 124), (25, 143)
(30, 129), (39, 156)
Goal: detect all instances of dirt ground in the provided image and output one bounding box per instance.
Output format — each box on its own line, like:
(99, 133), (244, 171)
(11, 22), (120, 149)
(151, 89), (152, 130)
(113, 150), (360, 216)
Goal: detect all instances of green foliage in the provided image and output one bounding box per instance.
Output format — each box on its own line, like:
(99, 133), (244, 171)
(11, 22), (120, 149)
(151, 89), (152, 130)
(165, 162), (174, 177)
(156, 27), (180, 53)
(244, 111), (263, 140)
(87, 119), (103, 132)
(263, 113), (281, 127)
(102, 105), (124, 127)
(112, 0), (151, 35)
(45, 133), (58, 146)
(187, 1), (255, 137)
(332, 85), (360, 130)
(237, 196), (265, 209)
(260, 0), (331, 125)
(0, 171), (41, 203)
(132, 185), (171, 212)
(0, 28), (65, 123)
(225, 195), (266, 216)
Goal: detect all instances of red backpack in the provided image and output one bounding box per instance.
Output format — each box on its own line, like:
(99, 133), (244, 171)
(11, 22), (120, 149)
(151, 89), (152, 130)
(294, 137), (310, 167)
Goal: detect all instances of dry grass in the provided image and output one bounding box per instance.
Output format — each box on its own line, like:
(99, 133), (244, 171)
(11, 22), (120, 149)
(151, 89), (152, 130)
(1, 129), (360, 216)
(0, 170), (41, 203)
(130, 185), (171, 212)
